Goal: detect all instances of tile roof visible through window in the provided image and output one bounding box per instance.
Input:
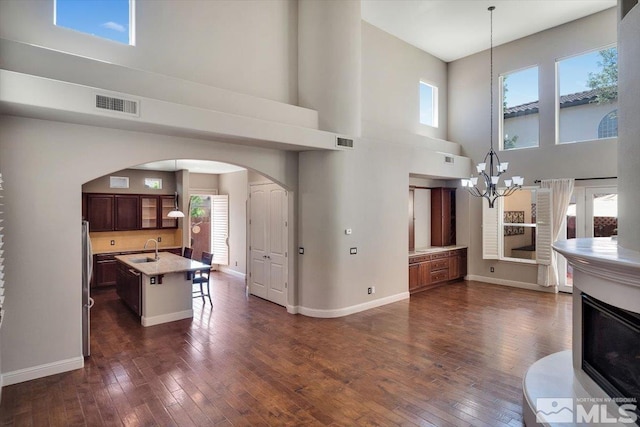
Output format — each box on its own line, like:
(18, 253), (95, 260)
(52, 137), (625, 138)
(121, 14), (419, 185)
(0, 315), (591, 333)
(503, 89), (617, 118)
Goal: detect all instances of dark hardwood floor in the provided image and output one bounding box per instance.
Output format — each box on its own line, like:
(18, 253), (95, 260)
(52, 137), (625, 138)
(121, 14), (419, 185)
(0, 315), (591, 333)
(0, 275), (572, 426)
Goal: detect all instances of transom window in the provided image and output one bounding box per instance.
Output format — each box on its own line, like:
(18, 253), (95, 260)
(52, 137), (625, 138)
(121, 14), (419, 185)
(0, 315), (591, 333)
(557, 47), (618, 143)
(54, 0), (135, 45)
(419, 81), (438, 128)
(500, 66), (539, 150)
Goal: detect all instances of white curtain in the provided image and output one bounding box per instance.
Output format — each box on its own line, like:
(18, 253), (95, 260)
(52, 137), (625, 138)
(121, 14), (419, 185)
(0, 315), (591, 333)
(537, 178), (574, 287)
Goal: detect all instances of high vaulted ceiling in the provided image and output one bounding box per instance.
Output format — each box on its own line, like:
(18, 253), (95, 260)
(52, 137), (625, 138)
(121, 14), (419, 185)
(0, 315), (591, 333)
(361, 0), (616, 62)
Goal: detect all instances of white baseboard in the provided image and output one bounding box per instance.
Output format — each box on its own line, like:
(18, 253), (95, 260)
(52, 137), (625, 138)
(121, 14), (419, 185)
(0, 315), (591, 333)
(218, 267), (246, 280)
(466, 275), (558, 293)
(2, 356), (84, 386)
(290, 292), (410, 318)
(142, 309), (193, 327)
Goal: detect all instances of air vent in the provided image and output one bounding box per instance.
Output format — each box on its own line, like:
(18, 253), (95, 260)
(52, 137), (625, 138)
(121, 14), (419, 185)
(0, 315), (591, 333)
(95, 94), (139, 116)
(336, 137), (354, 149)
(444, 156), (455, 164)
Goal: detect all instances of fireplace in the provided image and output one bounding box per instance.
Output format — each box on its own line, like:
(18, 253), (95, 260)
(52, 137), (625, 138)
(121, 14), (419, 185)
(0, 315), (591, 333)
(582, 293), (640, 416)
(523, 238), (640, 426)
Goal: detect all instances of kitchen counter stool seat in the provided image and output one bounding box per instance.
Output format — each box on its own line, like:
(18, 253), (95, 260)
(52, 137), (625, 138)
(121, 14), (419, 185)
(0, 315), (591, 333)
(192, 251), (213, 305)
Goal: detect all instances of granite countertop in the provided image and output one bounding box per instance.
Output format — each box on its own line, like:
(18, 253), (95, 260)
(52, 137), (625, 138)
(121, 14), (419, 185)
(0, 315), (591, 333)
(94, 246), (182, 255)
(115, 252), (210, 276)
(409, 245), (467, 257)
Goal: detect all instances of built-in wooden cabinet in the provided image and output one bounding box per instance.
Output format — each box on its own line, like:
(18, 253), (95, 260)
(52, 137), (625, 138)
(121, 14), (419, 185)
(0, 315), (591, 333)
(409, 248), (467, 294)
(86, 194), (114, 231)
(116, 261), (142, 316)
(92, 248), (182, 289)
(114, 195), (140, 231)
(84, 193), (178, 231)
(431, 187), (456, 246)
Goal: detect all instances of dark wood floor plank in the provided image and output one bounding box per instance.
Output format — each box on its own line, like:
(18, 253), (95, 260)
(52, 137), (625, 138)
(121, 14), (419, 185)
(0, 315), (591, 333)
(0, 277), (572, 426)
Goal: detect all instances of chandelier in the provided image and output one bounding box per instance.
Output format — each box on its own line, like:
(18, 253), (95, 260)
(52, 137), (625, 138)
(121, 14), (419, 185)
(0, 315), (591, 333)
(461, 6), (523, 208)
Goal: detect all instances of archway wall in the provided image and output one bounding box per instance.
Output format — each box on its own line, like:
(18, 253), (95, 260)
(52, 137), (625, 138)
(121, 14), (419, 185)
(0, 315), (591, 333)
(0, 115), (297, 381)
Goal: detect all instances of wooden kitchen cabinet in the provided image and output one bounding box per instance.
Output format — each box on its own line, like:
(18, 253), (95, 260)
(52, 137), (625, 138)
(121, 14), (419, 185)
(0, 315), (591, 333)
(86, 194), (114, 231)
(116, 261), (142, 316)
(160, 196), (178, 229)
(431, 187), (456, 247)
(409, 248), (467, 294)
(114, 195), (140, 230)
(84, 193), (178, 231)
(93, 253), (119, 288)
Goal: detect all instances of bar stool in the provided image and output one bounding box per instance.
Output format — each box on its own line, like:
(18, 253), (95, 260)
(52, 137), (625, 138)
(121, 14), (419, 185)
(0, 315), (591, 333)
(192, 251), (213, 305)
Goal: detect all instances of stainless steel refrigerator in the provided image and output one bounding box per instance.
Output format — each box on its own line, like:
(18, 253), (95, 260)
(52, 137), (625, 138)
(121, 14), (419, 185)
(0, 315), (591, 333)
(82, 220), (94, 357)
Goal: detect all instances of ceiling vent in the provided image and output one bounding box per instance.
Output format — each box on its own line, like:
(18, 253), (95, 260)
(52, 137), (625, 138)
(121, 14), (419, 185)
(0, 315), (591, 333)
(444, 155), (455, 164)
(336, 137), (354, 149)
(95, 94), (139, 116)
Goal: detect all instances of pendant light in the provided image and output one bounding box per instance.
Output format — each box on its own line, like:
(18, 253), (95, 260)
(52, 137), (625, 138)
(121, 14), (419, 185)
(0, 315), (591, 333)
(167, 160), (185, 218)
(461, 6), (523, 208)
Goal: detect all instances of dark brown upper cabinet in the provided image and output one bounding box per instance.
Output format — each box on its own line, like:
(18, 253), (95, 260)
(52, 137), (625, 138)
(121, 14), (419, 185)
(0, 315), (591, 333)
(431, 188), (456, 247)
(86, 194), (114, 232)
(114, 195), (140, 230)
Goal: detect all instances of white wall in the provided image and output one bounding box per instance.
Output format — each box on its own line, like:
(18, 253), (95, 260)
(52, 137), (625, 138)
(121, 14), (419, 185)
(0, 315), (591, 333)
(0, 0), (298, 105)
(218, 171), (249, 276)
(361, 22), (448, 141)
(189, 173), (219, 193)
(82, 168), (177, 194)
(448, 8), (617, 285)
(618, 2), (640, 251)
(0, 116), (296, 380)
(413, 189), (431, 249)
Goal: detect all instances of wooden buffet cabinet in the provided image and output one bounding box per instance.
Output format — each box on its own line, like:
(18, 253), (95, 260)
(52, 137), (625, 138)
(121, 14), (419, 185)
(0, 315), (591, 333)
(409, 248), (467, 294)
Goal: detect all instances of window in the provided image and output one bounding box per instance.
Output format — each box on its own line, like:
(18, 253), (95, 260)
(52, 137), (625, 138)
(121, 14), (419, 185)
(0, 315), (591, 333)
(144, 178), (162, 189)
(419, 81), (438, 127)
(54, 0), (134, 45)
(482, 187), (552, 265)
(557, 47), (618, 143)
(500, 66), (539, 150)
(598, 110), (618, 139)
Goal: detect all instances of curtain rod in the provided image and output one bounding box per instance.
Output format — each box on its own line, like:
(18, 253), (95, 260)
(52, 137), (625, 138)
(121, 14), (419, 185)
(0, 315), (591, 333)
(533, 176), (617, 184)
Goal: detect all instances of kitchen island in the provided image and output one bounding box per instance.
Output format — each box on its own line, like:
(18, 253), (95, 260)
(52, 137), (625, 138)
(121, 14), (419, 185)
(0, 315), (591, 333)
(115, 252), (210, 327)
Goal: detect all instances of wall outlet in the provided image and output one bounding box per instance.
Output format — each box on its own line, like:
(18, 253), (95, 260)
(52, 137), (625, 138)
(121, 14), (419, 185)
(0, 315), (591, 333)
(367, 287), (372, 294)
(150, 277), (156, 285)
(371, 286), (376, 294)
(490, 267), (495, 273)
(110, 240), (115, 246)
(157, 237), (162, 242)
(299, 247), (304, 255)
(235, 261), (238, 266)
(345, 228), (352, 235)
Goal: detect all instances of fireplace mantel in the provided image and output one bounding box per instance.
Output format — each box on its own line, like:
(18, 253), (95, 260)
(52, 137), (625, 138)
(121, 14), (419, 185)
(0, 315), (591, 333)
(523, 237), (640, 426)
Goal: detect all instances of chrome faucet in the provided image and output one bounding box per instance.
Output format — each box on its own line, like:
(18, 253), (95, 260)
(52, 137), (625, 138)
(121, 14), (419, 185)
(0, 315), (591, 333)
(144, 239), (159, 261)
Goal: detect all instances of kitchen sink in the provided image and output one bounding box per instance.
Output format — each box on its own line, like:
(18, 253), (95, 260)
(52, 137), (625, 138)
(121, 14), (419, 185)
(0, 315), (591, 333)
(129, 257), (158, 263)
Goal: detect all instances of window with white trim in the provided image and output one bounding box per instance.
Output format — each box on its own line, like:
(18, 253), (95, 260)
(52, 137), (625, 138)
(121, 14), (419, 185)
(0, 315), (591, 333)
(557, 47), (618, 143)
(419, 81), (438, 128)
(54, 0), (135, 45)
(483, 187), (552, 265)
(500, 66), (539, 150)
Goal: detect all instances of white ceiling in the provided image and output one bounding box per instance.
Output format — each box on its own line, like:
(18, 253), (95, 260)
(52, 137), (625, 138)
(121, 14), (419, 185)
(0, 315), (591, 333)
(131, 159), (245, 175)
(361, 0), (616, 62)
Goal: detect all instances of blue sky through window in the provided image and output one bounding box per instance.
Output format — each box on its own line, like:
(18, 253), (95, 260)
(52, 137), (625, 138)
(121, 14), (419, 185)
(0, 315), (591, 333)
(419, 82), (436, 127)
(55, 0), (131, 45)
(558, 49), (612, 96)
(504, 48), (615, 108)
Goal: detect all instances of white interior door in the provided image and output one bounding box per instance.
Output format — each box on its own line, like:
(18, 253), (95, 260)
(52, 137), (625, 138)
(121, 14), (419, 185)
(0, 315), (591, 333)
(249, 183), (288, 307)
(250, 188), (268, 299)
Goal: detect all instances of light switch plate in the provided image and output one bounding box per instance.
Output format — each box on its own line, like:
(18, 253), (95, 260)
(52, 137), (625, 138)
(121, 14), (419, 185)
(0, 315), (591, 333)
(298, 247), (304, 255)
(350, 247), (357, 255)
(345, 228), (352, 235)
